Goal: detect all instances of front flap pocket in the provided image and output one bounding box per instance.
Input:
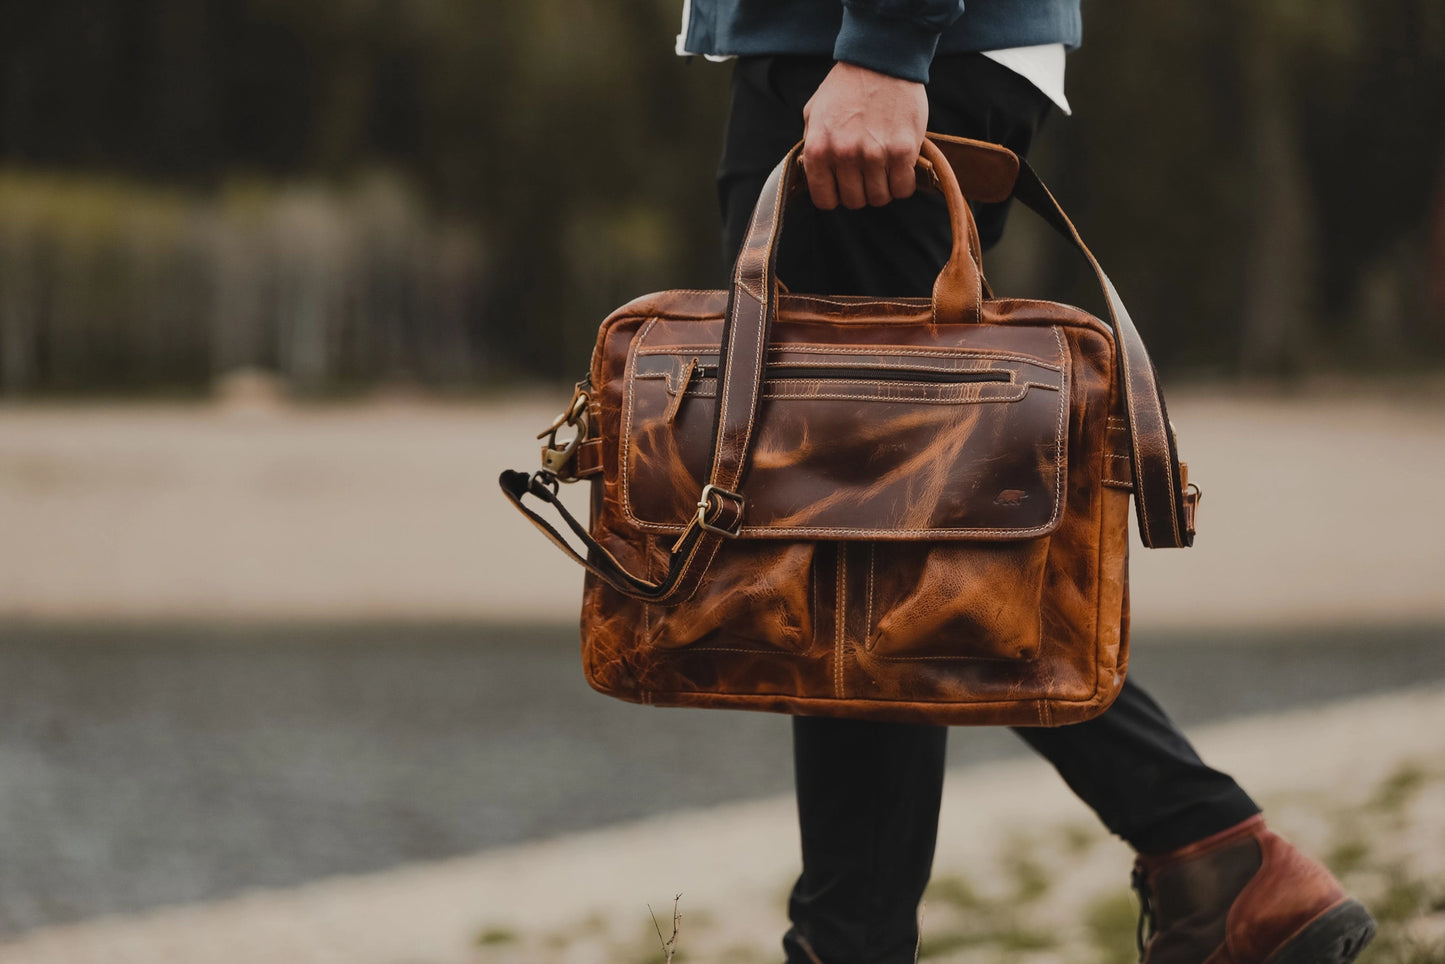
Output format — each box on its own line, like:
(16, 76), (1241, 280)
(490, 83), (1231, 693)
(620, 323), (1069, 540)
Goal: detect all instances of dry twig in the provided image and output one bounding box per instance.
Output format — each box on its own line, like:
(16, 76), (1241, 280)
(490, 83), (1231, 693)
(648, 894), (683, 962)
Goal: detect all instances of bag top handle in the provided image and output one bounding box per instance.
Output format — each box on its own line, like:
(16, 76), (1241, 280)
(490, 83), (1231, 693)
(929, 135), (1022, 203)
(732, 137), (984, 327)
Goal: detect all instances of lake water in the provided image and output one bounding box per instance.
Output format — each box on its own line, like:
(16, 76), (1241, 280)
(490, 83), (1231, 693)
(0, 622), (1441, 935)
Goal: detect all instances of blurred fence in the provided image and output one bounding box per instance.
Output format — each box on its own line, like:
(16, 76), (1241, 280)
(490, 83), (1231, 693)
(0, 171), (484, 394)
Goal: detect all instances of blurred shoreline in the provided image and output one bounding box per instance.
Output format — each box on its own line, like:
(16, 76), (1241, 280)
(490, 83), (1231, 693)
(2, 383), (1443, 631)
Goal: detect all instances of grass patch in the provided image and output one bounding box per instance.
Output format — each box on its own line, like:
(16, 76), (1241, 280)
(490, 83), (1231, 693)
(1370, 763), (1428, 815)
(917, 923), (1058, 959)
(1059, 822), (1101, 857)
(1000, 834), (1051, 904)
(996, 925), (1058, 952)
(1326, 834), (1374, 877)
(475, 926), (518, 946)
(1360, 932), (1445, 964)
(1370, 872), (1433, 926)
(1085, 889), (1139, 964)
(917, 928), (993, 958)
(927, 873), (986, 911)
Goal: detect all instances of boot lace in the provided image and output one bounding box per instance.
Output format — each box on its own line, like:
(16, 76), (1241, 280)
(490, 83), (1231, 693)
(1131, 864), (1156, 961)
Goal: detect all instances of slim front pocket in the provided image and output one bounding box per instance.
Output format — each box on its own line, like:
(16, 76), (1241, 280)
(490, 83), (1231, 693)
(864, 539), (1048, 662)
(644, 540), (815, 655)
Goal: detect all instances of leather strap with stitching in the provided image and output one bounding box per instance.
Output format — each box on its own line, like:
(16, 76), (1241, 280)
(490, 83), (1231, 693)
(1006, 159), (1191, 548)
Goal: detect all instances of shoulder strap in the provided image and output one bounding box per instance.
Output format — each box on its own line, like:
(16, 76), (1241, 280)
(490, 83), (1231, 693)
(1009, 160), (1195, 548)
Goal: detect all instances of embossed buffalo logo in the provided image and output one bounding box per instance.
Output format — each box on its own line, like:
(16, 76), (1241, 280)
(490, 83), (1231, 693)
(994, 489), (1029, 506)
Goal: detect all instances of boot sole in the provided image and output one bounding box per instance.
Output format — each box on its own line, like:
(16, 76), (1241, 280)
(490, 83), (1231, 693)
(1264, 899), (1377, 964)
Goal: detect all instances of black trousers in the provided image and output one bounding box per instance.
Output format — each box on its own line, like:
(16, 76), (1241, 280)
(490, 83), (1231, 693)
(716, 56), (1261, 964)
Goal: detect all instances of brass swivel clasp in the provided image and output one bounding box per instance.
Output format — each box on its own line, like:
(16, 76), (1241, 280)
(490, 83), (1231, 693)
(537, 384), (591, 480)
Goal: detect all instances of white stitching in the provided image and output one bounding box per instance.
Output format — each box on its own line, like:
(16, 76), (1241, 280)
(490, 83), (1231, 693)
(773, 345), (1064, 369)
(813, 554), (821, 652)
(1050, 324), (1068, 536)
(619, 319), (658, 536)
(657, 646), (812, 658)
(707, 380), (1035, 398)
(748, 386), (1035, 403)
(636, 343), (1065, 372)
(864, 544), (874, 651)
(717, 160), (787, 493)
(635, 519), (1066, 538)
(734, 360), (1018, 376)
(834, 548), (846, 699)
(727, 286), (767, 491)
(631, 689), (1110, 708)
(791, 296), (927, 309)
(1103, 273), (1159, 545)
(653, 380), (1051, 402)
(868, 649), (1039, 663)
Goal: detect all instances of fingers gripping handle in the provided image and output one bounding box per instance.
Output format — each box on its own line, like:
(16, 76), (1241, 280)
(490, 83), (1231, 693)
(735, 138), (985, 326)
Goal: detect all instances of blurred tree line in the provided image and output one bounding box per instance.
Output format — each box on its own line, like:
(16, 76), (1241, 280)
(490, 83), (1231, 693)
(0, 0), (1441, 393)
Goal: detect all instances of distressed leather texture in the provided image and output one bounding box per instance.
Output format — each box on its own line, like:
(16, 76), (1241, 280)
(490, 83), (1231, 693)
(501, 135), (1197, 726)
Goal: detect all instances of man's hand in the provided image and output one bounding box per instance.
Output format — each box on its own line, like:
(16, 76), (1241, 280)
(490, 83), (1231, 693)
(801, 62), (928, 211)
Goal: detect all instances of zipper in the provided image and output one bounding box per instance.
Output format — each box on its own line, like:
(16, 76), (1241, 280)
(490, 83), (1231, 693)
(665, 358), (1010, 421)
(686, 363), (1010, 386)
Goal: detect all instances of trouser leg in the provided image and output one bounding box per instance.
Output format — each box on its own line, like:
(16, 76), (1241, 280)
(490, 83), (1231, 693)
(783, 717), (947, 964)
(1011, 678), (1260, 854)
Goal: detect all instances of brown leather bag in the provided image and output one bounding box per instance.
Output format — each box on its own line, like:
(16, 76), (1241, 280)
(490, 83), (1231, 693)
(501, 134), (1198, 726)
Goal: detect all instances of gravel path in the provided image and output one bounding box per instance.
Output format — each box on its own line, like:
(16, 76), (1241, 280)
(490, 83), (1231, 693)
(3, 684), (1442, 963)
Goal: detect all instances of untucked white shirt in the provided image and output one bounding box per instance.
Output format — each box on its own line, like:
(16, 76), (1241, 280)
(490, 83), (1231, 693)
(674, 3), (1071, 115)
(980, 43), (1071, 115)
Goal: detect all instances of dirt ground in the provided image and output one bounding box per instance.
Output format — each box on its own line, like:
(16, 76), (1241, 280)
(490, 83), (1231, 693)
(1, 384), (1443, 630)
(2, 684), (1441, 964)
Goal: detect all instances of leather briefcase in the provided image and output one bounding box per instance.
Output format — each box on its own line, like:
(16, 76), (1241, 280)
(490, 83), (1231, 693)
(501, 134), (1198, 726)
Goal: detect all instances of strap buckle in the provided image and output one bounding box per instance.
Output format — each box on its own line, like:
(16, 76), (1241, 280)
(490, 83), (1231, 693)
(696, 483), (745, 538)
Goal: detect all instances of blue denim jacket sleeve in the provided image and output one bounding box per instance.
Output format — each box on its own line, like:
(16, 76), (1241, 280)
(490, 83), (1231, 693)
(834, 0), (965, 83)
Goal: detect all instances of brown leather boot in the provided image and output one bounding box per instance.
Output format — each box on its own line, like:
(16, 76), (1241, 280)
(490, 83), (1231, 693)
(1131, 815), (1376, 964)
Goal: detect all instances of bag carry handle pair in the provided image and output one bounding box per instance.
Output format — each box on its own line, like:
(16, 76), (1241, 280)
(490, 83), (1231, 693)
(500, 134), (1197, 606)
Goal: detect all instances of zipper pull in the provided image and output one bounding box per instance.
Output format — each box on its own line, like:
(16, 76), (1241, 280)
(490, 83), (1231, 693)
(664, 356), (699, 424)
